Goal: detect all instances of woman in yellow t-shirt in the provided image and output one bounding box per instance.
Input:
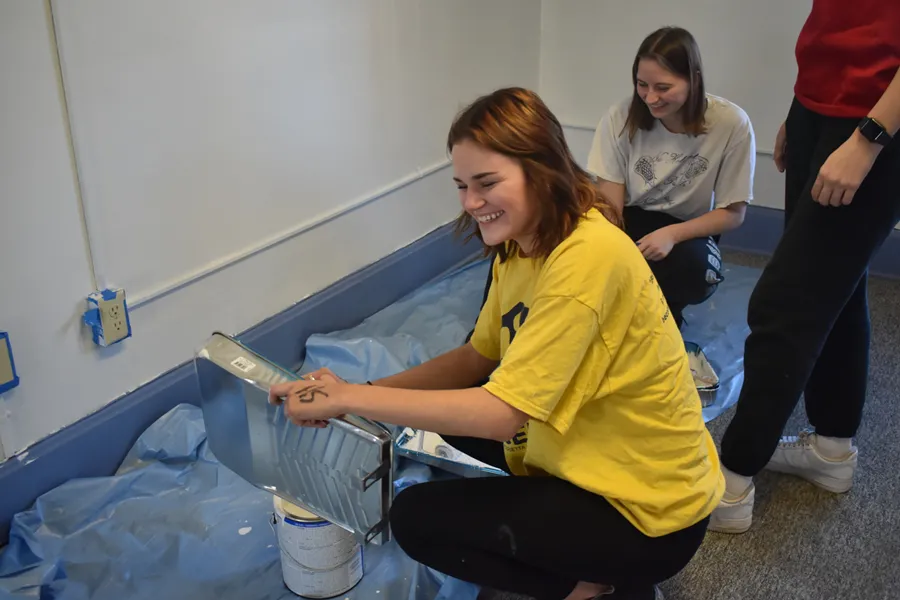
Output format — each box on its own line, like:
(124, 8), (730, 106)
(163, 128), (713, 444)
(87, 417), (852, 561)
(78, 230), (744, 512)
(269, 88), (724, 600)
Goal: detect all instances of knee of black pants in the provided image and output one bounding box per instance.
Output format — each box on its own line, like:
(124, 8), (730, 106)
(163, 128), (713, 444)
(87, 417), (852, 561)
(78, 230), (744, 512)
(653, 239), (722, 309)
(654, 262), (719, 309)
(389, 484), (431, 559)
(677, 278), (719, 308)
(745, 270), (784, 332)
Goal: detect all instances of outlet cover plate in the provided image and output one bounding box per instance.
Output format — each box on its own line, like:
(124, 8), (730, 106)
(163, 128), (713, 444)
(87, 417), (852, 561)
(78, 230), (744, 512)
(83, 289), (132, 347)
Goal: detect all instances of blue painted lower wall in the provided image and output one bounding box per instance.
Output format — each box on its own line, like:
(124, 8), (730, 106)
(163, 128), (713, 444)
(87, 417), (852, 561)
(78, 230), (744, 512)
(719, 205), (900, 280)
(1, 206), (897, 546)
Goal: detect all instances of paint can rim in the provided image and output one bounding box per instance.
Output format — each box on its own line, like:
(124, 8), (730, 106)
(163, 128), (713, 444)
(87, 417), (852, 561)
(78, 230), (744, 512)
(274, 495), (325, 522)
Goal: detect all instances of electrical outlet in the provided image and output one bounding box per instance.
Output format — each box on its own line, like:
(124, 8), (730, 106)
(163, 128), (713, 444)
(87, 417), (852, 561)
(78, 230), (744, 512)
(99, 296), (129, 344)
(83, 289), (132, 347)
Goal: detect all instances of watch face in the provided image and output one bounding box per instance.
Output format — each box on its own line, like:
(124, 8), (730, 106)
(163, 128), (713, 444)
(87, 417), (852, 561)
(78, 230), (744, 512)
(861, 118), (890, 146)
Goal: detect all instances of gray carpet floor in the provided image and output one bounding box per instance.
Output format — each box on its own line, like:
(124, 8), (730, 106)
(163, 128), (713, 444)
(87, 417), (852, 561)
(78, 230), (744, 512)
(484, 251), (900, 600)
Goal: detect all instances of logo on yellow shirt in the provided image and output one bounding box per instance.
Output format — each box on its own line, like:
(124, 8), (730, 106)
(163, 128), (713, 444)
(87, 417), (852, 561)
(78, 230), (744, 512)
(503, 421), (529, 476)
(501, 302), (530, 344)
(649, 274), (671, 324)
(504, 421), (529, 451)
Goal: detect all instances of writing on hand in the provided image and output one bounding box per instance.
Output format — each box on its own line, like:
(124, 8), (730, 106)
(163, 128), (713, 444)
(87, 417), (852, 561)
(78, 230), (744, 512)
(294, 384), (329, 404)
(294, 385), (328, 404)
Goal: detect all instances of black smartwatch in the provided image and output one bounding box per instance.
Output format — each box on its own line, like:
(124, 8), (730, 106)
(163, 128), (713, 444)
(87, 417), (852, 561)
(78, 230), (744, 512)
(858, 117), (893, 146)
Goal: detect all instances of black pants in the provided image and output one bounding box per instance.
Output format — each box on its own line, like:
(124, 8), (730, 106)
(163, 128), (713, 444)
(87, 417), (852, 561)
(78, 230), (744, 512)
(389, 435), (710, 600)
(623, 206), (723, 327)
(720, 98), (900, 476)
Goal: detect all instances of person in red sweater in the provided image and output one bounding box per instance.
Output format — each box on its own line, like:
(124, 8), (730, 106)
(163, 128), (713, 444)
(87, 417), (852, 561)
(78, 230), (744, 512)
(710, 0), (900, 533)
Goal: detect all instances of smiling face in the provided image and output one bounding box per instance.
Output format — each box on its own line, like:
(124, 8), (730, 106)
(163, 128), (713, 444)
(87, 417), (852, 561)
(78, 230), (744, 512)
(636, 57), (690, 128)
(451, 139), (538, 253)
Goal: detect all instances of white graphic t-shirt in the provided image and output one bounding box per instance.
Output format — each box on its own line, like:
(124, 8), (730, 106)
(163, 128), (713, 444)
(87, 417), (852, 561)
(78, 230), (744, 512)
(587, 94), (756, 221)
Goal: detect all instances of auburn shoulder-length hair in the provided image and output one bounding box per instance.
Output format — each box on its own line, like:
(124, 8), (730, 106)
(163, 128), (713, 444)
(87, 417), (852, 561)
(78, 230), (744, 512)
(623, 26), (707, 140)
(448, 87), (622, 262)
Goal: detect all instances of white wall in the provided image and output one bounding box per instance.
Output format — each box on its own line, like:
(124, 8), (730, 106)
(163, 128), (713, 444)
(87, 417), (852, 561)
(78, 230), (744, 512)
(540, 0), (812, 211)
(0, 0), (541, 456)
(0, 2), (96, 455)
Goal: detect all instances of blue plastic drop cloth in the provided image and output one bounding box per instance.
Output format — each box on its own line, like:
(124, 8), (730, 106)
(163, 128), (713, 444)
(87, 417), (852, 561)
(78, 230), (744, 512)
(0, 257), (760, 600)
(297, 259), (492, 383)
(0, 405), (470, 600)
(681, 262), (758, 423)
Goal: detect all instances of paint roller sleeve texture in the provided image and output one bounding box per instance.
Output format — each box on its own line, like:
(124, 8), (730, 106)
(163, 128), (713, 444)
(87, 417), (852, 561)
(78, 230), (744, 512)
(468, 208), (724, 538)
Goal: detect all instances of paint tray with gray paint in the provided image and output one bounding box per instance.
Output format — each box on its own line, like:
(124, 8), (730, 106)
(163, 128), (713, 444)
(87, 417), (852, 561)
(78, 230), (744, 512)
(194, 332), (393, 545)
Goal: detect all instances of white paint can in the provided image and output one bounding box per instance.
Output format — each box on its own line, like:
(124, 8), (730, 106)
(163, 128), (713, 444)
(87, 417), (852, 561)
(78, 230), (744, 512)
(272, 496), (364, 598)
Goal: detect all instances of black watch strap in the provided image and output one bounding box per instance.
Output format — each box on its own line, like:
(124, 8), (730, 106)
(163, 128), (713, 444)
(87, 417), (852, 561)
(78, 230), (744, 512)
(858, 117), (893, 147)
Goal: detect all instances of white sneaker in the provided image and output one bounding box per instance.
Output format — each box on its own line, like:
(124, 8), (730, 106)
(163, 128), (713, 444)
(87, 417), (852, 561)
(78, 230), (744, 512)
(708, 483), (755, 534)
(765, 429), (858, 493)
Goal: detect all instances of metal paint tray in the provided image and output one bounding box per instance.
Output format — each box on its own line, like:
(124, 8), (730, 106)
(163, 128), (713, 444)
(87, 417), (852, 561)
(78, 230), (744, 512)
(194, 332), (393, 545)
(685, 340), (720, 408)
(394, 428), (508, 479)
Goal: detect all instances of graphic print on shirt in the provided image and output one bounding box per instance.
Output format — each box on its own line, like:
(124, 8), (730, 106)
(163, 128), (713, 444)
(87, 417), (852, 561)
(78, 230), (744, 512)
(633, 152), (709, 209)
(649, 273), (672, 325)
(501, 301), (530, 345)
(501, 300), (531, 460)
(504, 420), (529, 460)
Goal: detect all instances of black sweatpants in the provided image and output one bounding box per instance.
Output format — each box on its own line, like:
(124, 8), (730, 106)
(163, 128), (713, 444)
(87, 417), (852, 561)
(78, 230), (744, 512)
(389, 435), (710, 600)
(720, 98), (900, 476)
(623, 206), (724, 327)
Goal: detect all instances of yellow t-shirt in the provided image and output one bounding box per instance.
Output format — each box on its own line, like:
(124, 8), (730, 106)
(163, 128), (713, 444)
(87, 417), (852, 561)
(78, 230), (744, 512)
(470, 208), (725, 537)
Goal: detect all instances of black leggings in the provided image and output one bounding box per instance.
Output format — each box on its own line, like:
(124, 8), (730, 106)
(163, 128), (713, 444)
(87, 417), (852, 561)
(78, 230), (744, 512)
(720, 98), (900, 476)
(623, 206), (723, 326)
(389, 435), (710, 600)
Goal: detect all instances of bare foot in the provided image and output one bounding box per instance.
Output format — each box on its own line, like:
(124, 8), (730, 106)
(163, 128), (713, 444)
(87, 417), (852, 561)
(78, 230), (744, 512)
(563, 580), (614, 600)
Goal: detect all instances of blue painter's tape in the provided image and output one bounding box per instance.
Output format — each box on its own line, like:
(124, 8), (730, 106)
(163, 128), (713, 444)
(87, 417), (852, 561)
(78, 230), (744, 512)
(0, 332), (20, 395)
(82, 307), (104, 346)
(82, 308), (101, 327)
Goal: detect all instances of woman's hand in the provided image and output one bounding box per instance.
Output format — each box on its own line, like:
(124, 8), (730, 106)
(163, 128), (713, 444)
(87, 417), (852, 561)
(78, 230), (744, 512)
(812, 131), (881, 207)
(774, 121), (787, 173)
(305, 367), (347, 384)
(637, 227), (677, 261)
(268, 377), (346, 428)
